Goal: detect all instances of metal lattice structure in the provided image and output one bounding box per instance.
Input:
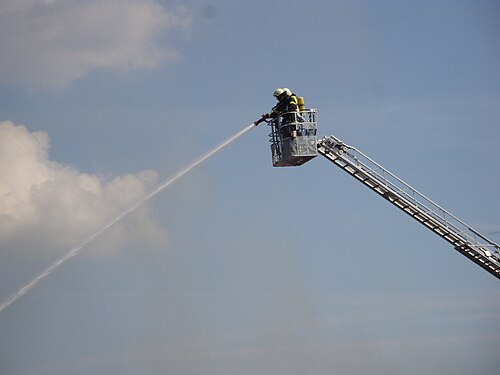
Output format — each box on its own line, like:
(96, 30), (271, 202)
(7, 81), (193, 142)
(269, 109), (318, 167)
(316, 135), (500, 280)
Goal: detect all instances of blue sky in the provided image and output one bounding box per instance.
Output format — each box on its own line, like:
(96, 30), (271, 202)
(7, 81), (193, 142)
(0, 0), (499, 374)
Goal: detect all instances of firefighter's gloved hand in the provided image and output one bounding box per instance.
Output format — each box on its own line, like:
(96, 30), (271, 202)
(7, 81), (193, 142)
(254, 115), (266, 126)
(254, 113), (272, 126)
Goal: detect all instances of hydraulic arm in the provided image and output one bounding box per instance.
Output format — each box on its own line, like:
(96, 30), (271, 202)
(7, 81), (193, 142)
(316, 135), (500, 280)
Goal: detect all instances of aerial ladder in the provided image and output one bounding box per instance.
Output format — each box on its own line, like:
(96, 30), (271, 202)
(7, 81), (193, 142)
(257, 109), (500, 280)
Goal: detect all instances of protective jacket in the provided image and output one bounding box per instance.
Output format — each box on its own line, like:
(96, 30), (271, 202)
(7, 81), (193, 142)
(269, 95), (298, 119)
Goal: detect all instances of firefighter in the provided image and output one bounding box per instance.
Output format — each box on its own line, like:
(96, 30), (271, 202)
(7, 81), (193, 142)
(254, 88), (299, 129)
(260, 88), (297, 138)
(264, 88), (298, 121)
(282, 87), (308, 135)
(282, 87), (297, 104)
(283, 88), (305, 111)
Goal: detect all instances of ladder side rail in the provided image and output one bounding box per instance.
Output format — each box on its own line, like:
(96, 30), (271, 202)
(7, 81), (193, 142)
(354, 153), (497, 255)
(346, 148), (469, 238)
(324, 145), (479, 249)
(318, 136), (500, 260)
(338, 142), (498, 252)
(347, 146), (458, 218)
(317, 142), (500, 279)
(340, 146), (468, 234)
(345, 148), (445, 215)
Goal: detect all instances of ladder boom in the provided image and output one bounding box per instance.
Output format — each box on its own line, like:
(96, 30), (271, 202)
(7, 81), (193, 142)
(316, 135), (500, 280)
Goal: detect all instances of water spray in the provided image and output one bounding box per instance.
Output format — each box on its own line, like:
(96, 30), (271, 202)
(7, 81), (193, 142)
(0, 122), (256, 314)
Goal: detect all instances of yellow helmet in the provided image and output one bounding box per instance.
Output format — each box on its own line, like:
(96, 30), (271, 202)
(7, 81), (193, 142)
(273, 88), (284, 98)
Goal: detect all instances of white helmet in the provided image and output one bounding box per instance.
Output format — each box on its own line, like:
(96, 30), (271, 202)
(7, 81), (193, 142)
(282, 87), (292, 96)
(273, 88), (284, 98)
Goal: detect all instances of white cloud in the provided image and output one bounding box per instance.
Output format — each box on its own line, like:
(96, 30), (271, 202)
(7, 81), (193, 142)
(0, 0), (191, 88)
(0, 120), (167, 256)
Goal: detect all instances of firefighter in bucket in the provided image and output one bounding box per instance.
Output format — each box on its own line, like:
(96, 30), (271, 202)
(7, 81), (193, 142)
(254, 88), (317, 167)
(264, 88), (296, 125)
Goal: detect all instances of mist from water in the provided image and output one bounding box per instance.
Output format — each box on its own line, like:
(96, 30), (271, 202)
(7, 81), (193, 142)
(0, 123), (256, 313)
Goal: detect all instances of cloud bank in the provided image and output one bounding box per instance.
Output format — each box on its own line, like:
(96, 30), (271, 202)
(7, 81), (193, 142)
(0, 121), (167, 256)
(0, 0), (191, 88)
